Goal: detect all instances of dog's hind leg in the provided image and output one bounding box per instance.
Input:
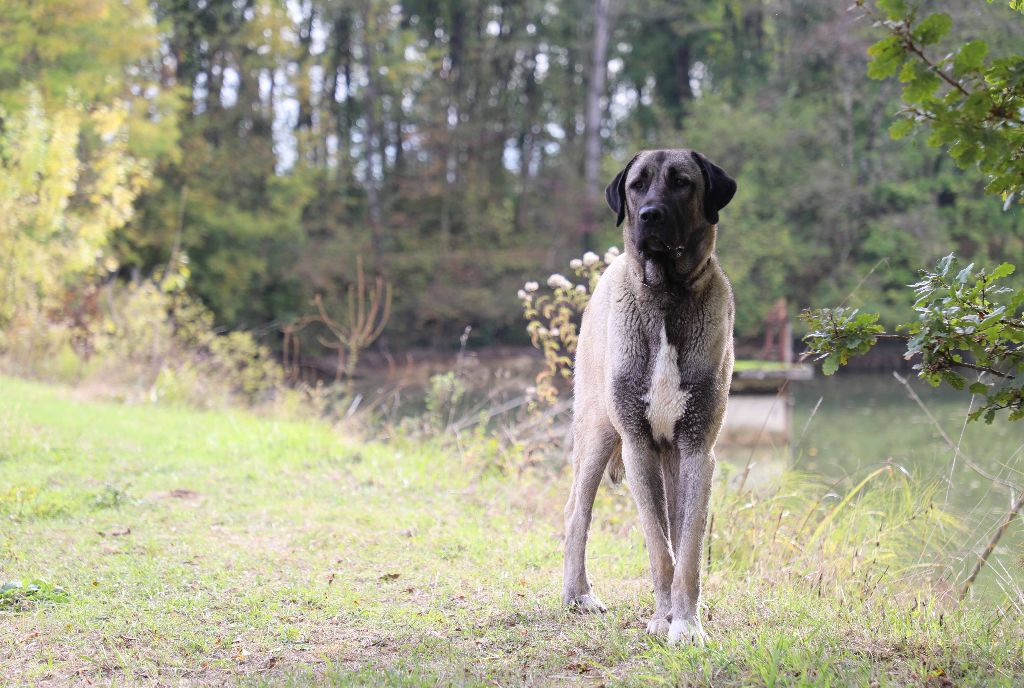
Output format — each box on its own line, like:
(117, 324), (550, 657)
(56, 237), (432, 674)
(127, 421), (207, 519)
(562, 416), (617, 613)
(621, 437), (675, 636)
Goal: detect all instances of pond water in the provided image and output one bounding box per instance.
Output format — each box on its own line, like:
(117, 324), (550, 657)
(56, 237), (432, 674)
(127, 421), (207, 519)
(790, 374), (1022, 505)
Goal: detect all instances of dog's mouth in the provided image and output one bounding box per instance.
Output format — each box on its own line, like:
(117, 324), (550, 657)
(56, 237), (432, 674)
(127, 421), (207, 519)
(640, 236), (682, 257)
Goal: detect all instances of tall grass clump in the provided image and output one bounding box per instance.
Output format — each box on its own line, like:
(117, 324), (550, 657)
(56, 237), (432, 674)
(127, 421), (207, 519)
(711, 465), (957, 601)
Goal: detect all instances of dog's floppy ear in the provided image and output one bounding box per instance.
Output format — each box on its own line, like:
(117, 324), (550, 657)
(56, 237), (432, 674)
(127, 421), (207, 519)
(691, 151), (737, 225)
(605, 153), (640, 227)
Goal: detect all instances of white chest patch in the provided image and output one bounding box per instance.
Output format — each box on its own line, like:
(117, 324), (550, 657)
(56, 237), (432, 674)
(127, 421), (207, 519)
(645, 325), (689, 443)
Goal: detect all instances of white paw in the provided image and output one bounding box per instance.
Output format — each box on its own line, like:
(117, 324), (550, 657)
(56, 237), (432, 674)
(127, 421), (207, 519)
(668, 616), (707, 646)
(565, 593), (607, 614)
(646, 616), (671, 637)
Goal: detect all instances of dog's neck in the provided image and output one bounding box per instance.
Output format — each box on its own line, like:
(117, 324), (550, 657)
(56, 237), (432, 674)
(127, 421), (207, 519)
(624, 225), (718, 302)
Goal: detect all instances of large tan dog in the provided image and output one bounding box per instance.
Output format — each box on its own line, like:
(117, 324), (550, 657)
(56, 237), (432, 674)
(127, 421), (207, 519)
(562, 149), (736, 645)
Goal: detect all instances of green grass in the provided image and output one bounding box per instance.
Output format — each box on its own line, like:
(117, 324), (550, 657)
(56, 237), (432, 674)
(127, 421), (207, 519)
(1, 375), (1022, 686)
(732, 359), (795, 372)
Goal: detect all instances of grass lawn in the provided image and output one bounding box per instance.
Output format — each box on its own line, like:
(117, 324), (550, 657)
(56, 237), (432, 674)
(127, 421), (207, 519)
(1, 375), (1022, 686)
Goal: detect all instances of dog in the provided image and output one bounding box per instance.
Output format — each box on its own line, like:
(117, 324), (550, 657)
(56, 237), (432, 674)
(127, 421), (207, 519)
(561, 148), (736, 645)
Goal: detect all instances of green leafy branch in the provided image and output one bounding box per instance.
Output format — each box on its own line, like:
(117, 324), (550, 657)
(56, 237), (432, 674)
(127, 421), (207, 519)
(802, 255), (1024, 423)
(858, 0), (1024, 202)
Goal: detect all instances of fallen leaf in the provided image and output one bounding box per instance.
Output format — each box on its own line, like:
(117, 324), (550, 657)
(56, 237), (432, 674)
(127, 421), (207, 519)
(379, 573), (400, 581)
(97, 526), (131, 537)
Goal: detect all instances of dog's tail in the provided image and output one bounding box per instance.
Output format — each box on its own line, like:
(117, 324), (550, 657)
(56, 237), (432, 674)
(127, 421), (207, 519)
(606, 439), (624, 484)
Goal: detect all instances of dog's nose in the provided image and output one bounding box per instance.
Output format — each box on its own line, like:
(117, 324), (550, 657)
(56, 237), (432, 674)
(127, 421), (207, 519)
(639, 205), (664, 224)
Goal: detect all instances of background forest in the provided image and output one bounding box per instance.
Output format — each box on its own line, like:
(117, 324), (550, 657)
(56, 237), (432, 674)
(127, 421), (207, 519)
(3, 0), (1021, 359)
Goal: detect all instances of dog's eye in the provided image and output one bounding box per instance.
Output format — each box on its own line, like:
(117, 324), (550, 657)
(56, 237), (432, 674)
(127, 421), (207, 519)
(630, 179), (644, 191)
(674, 176), (692, 188)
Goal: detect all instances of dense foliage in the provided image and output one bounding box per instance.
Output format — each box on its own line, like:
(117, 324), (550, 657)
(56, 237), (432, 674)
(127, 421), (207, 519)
(0, 0), (1021, 360)
(0, 90), (148, 331)
(861, 0), (1024, 201)
(802, 2), (1024, 424)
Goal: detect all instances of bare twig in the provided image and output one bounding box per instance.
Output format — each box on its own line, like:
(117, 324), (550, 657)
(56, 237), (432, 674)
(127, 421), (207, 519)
(282, 257), (392, 390)
(960, 490), (1024, 601)
(946, 390), (975, 506)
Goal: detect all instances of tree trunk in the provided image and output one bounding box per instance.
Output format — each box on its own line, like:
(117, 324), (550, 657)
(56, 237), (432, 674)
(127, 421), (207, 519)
(360, 7), (383, 265)
(582, 0), (610, 251)
(672, 42), (693, 126)
(333, 12), (353, 182)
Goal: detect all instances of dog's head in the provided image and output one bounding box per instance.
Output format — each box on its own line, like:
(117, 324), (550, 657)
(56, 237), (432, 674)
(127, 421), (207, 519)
(605, 149), (736, 286)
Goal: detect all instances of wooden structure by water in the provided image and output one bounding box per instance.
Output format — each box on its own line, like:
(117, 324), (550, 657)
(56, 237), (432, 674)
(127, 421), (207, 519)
(731, 363), (814, 393)
(719, 363), (814, 456)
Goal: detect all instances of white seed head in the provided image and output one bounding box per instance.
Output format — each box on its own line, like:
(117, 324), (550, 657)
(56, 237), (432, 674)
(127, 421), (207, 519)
(569, 258), (583, 270)
(524, 281), (539, 293)
(549, 328), (560, 337)
(517, 289), (527, 300)
(576, 284), (587, 293)
(547, 273), (571, 289)
(582, 251), (599, 266)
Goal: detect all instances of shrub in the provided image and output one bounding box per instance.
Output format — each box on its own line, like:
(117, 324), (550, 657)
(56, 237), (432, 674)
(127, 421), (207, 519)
(518, 248), (618, 406)
(93, 257), (283, 407)
(2, 254), (285, 410)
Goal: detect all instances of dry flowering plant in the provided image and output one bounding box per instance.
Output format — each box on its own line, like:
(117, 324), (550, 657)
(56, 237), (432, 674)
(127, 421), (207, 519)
(519, 247), (620, 406)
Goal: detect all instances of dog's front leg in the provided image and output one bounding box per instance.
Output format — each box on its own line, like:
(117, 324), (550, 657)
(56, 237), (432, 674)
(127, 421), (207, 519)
(668, 448), (715, 645)
(621, 436), (675, 636)
(562, 420), (617, 613)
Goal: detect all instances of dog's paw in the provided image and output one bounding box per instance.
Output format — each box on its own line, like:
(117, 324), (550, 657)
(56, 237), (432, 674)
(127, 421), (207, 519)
(564, 593), (607, 614)
(645, 616), (671, 637)
(668, 616), (707, 646)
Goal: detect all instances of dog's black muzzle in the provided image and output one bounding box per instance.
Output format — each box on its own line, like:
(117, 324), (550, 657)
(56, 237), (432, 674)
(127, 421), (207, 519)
(637, 204), (683, 257)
